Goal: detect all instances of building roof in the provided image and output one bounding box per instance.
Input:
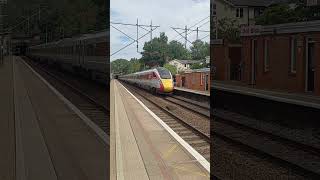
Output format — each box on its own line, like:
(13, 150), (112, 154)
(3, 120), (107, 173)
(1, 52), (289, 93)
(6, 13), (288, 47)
(241, 20), (320, 37)
(223, 0), (288, 7)
(184, 68), (210, 73)
(191, 68), (210, 73)
(171, 59), (201, 64)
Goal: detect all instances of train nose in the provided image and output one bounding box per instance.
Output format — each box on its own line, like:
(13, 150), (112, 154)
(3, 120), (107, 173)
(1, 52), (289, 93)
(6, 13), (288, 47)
(161, 79), (173, 93)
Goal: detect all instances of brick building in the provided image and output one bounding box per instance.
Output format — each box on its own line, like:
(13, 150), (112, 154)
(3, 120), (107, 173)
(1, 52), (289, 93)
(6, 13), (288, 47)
(241, 20), (320, 95)
(175, 68), (210, 91)
(211, 39), (242, 81)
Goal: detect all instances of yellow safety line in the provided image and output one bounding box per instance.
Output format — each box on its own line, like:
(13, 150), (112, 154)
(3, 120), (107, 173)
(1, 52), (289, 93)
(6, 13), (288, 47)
(172, 165), (209, 177)
(162, 144), (178, 159)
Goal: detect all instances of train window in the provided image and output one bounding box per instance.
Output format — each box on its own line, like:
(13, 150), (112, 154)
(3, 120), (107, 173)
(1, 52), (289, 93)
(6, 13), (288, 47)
(152, 72), (157, 78)
(156, 67), (171, 79)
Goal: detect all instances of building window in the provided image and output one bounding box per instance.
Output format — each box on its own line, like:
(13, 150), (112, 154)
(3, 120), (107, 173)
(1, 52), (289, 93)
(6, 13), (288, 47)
(254, 8), (264, 17)
(290, 37), (297, 73)
(236, 8), (244, 18)
(264, 39), (270, 72)
(211, 2), (216, 16)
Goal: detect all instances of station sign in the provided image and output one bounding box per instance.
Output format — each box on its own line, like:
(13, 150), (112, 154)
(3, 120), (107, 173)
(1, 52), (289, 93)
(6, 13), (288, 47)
(211, 39), (224, 45)
(240, 25), (262, 36)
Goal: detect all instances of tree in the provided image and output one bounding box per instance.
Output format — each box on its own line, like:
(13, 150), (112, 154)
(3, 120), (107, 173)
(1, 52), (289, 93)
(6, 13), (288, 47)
(141, 32), (169, 67)
(255, 1), (320, 25)
(190, 40), (209, 60)
(128, 58), (142, 73)
(167, 40), (191, 60)
(7, 0), (106, 42)
(255, 4), (299, 25)
(217, 17), (240, 43)
(190, 63), (206, 70)
(111, 59), (130, 74)
(163, 63), (177, 76)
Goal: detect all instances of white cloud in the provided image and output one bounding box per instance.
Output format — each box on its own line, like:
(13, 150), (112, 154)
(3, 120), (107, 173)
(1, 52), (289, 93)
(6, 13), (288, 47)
(110, 0), (210, 61)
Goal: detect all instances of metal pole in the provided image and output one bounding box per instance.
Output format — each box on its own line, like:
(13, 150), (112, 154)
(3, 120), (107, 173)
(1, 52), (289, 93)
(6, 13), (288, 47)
(196, 27), (199, 40)
(215, 16), (218, 39)
(45, 25), (48, 43)
(150, 20), (152, 41)
(39, 6), (41, 22)
(27, 17), (30, 36)
(185, 25), (187, 48)
(136, 18), (138, 52)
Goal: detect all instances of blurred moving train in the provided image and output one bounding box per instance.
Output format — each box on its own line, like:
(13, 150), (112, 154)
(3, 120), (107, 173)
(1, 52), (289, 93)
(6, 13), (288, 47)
(119, 67), (174, 94)
(27, 30), (109, 83)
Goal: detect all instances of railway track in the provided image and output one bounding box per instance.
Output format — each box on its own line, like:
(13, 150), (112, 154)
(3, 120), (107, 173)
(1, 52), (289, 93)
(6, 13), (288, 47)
(213, 109), (320, 179)
(23, 57), (110, 135)
(164, 95), (210, 118)
(121, 82), (210, 161)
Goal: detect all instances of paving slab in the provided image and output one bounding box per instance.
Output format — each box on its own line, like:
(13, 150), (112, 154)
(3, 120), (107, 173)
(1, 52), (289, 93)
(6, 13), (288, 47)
(0, 56), (15, 180)
(12, 56), (108, 180)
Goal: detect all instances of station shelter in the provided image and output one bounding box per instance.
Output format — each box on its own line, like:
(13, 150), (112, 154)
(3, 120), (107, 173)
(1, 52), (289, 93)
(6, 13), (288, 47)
(175, 68), (210, 91)
(241, 20), (320, 95)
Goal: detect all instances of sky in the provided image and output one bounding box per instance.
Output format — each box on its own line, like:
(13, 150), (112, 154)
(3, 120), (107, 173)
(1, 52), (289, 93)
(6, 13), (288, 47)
(110, 0), (210, 61)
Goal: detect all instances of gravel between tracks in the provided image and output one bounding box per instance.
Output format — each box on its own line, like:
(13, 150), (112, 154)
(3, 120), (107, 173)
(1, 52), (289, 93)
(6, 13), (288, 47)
(123, 83), (210, 138)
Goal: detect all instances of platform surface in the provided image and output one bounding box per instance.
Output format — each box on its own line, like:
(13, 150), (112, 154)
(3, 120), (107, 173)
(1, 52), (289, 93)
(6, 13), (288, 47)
(0, 56), (15, 180)
(0, 56), (108, 180)
(174, 87), (210, 96)
(213, 81), (320, 109)
(111, 80), (209, 180)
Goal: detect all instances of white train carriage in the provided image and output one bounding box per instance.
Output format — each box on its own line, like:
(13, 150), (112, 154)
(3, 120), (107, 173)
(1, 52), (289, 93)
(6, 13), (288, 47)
(120, 67), (174, 94)
(28, 30), (109, 82)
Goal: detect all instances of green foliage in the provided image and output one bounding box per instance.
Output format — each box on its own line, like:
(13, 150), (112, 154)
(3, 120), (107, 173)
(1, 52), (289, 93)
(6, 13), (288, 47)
(255, 4), (301, 25)
(163, 63), (177, 76)
(111, 59), (130, 75)
(7, 0), (106, 41)
(167, 40), (191, 60)
(190, 40), (209, 60)
(190, 63), (206, 70)
(140, 32), (169, 67)
(111, 58), (143, 75)
(140, 32), (209, 68)
(217, 17), (240, 43)
(255, 2), (320, 25)
(127, 58), (142, 74)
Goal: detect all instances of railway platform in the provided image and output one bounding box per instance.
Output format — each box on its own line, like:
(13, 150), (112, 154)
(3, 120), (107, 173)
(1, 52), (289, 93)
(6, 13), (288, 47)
(111, 80), (209, 180)
(173, 87), (210, 107)
(0, 56), (108, 180)
(213, 81), (320, 109)
(174, 87), (210, 96)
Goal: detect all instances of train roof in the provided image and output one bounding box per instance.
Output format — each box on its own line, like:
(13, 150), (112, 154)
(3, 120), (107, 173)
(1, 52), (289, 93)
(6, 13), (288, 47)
(29, 41), (59, 49)
(29, 30), (109, 48)
(121, 67), (171, 77)
(78, 30), (108, 40)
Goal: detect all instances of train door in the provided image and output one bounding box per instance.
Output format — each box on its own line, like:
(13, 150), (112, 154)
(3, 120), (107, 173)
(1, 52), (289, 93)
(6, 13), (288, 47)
(306, 38), (315, 92)
(205, 74), (209, 91)
(82, 41), (86, 67)
(77, 41), (81, 66)
(251, 39), (258, 85)
(181, 76), (186, 87)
